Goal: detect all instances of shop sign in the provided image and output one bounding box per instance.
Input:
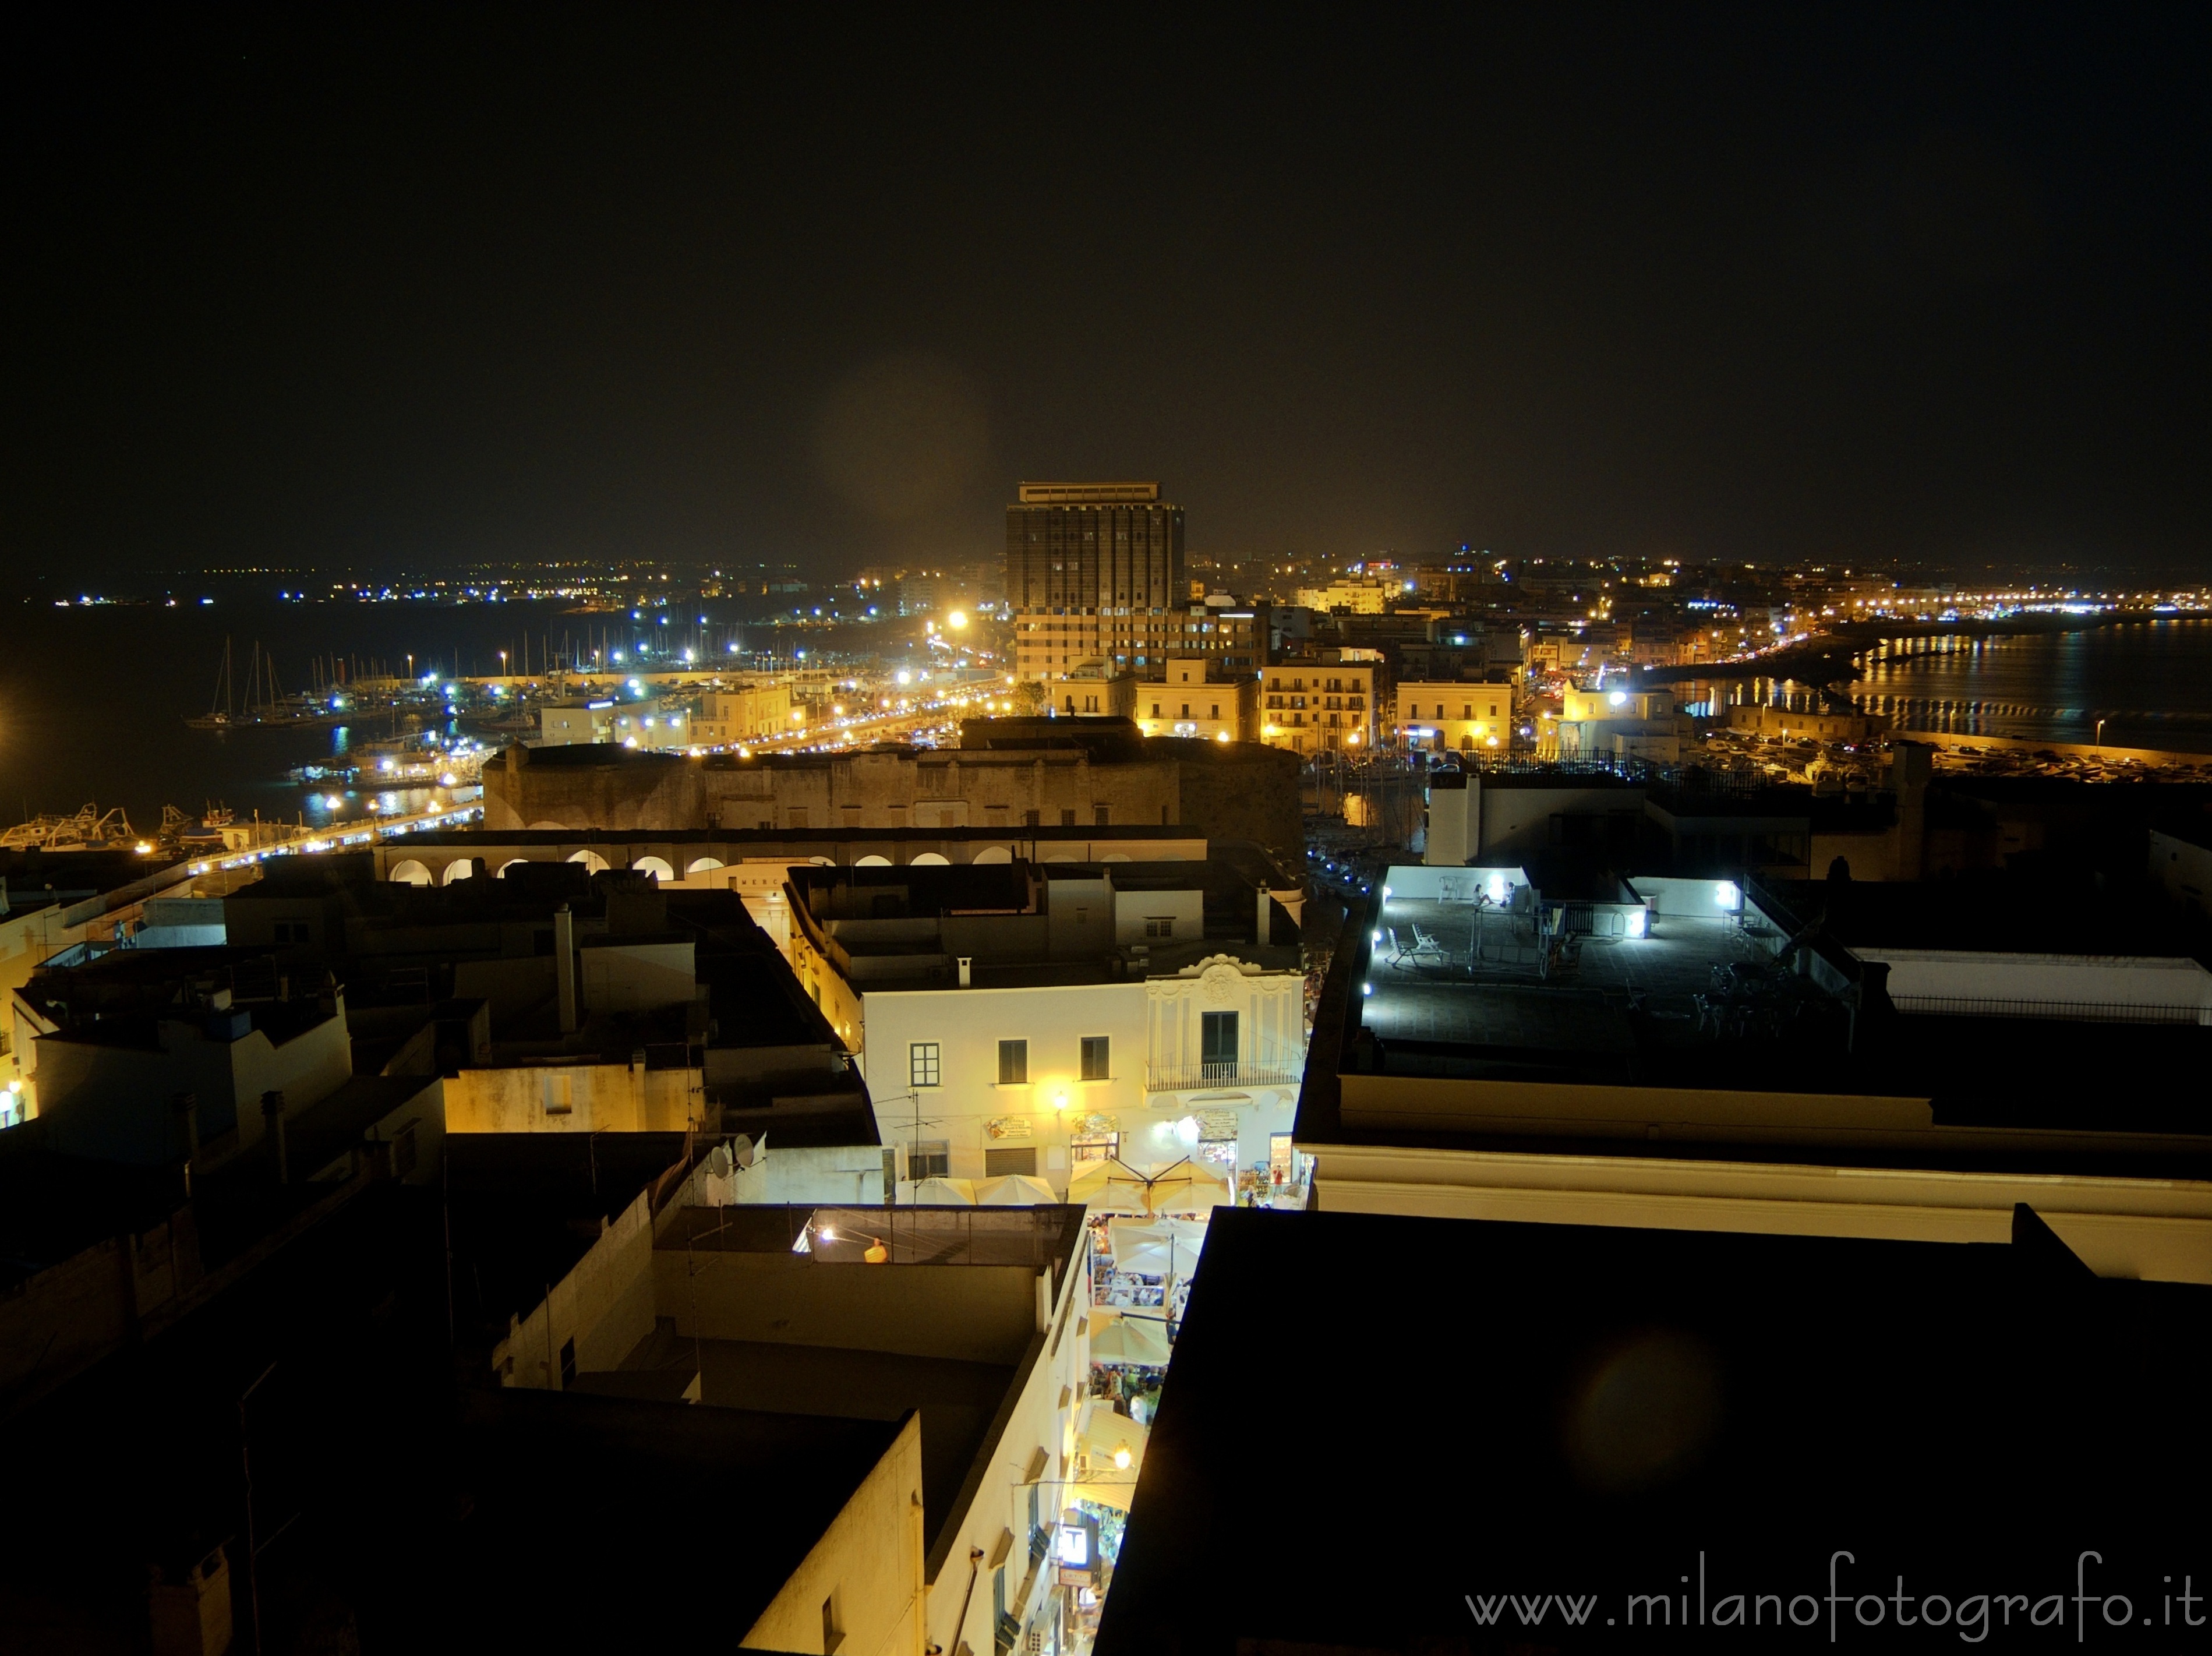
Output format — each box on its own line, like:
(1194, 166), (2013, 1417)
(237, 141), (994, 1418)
(986, 1115), (1033, 1141)
(1070, 1112), (1119, 1139)
(1196, 1108), (1239, 1141)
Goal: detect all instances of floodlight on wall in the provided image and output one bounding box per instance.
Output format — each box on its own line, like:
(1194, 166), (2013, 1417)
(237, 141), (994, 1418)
(1113, 1444), (1133, 1470)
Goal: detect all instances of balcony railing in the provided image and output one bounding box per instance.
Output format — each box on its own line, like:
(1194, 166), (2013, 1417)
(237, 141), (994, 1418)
(1146, 1061), (1302, 1092)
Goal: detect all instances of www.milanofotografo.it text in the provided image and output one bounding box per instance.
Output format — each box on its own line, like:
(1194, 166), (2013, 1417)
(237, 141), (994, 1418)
(1465, 1553), (2206, 1642)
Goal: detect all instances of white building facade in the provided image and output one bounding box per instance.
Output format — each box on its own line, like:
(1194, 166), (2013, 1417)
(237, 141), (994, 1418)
(856, 956), (1305, 1198)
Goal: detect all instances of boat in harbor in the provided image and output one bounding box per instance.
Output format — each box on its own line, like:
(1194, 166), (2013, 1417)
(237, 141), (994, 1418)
(185, 638), (380, 730)
(1, 803), (140, 852)
(287, 733), (492, 790)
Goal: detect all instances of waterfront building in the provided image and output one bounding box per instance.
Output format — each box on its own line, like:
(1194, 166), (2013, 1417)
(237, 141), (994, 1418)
(1391, 678), (1514, 753)
(536, 694), (694, 750)
(685, 680), (795, 748)
(1541, 683), (1688, 763)
(1258, 655), (1377, 753)
(482, 718), (1305, 871)
(1134, 653), (1259, 744)
(1006, 482), (1186, 678)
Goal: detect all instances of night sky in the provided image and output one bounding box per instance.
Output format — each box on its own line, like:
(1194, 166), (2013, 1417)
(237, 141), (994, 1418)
(6, 7), (2207, 580)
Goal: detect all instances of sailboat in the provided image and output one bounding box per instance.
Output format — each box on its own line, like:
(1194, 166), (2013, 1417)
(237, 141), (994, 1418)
(184, 638), (238, 728)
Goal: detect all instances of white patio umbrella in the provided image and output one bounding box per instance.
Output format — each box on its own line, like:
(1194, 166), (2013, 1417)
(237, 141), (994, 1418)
(911, 1175), (977, 1205)
(1106, 1216), (1210, 1280)
(1066, 1157), (1157, 1214)
(1142, 1157), (1235, 1214)
(1087, 1312), (1172, 1367)
(976, 1173), (1059, 1206)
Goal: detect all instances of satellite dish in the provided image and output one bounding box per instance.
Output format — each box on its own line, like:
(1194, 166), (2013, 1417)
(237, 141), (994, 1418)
(732, 1134), (759, 1169)
(706, 1145), (733, 1180)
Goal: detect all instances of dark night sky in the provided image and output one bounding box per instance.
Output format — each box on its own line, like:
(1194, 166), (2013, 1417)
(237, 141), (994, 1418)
(5, 6), (2207, 580)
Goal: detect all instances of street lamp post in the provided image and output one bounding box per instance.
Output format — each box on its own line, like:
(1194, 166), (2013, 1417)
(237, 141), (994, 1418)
(2096, 717), (2107, 749)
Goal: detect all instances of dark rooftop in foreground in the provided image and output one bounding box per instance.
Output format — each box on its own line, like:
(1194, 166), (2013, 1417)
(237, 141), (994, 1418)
(1098, 1205), (2212, 1655)
(448, 1387), (904, 1647)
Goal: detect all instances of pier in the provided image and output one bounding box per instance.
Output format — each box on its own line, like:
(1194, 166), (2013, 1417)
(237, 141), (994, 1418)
(185, 797), (485, 875)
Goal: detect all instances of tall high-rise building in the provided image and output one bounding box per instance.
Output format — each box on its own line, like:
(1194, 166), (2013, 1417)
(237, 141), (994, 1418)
(1006, 482), (1186, 678)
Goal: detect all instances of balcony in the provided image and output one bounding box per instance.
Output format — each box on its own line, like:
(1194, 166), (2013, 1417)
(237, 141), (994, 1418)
(1146, 1061), (1302, 1092)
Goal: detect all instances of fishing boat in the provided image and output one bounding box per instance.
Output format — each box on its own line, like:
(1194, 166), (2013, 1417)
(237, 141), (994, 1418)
(1, 804), (140, 852)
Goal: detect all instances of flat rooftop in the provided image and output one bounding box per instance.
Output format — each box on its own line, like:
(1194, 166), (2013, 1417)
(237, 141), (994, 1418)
(1098, 1207), (2212, 1654)
(448, 1388), (904, 1646)
(1367, 900), (1765, 1060)
(1306, 877), (2212, 1161)
(606, 1323), (1008, 1558)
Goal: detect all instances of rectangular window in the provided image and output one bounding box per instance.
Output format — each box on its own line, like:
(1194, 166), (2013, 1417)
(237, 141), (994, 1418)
(1094, 804), (1109, 826)
(909, 1139), (950, 1180)
(1061, 808), (1076, 827)
(1081, 1036), (1110, 1080)
(1144, 916), (1174, 938)
(984, 1146), (1038, 1177)
(909, 1042), (941, 1089)
(1024, 809), (1041, 827)
(1202, 1010), (1239, 1069)
(998, 1039), (1029, 1085)
(1151, 702), (1160, 717)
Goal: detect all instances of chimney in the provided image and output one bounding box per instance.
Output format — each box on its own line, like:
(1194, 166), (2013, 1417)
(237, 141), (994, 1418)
(957, 956), (972, 988)
(1256, 887), (1272, 944)
(262, 1089), (289, 1184)
(554, 902), (578, 1034)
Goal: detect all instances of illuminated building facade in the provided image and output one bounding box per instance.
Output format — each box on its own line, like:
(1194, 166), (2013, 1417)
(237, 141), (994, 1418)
(1008, 482), (1186, 677)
